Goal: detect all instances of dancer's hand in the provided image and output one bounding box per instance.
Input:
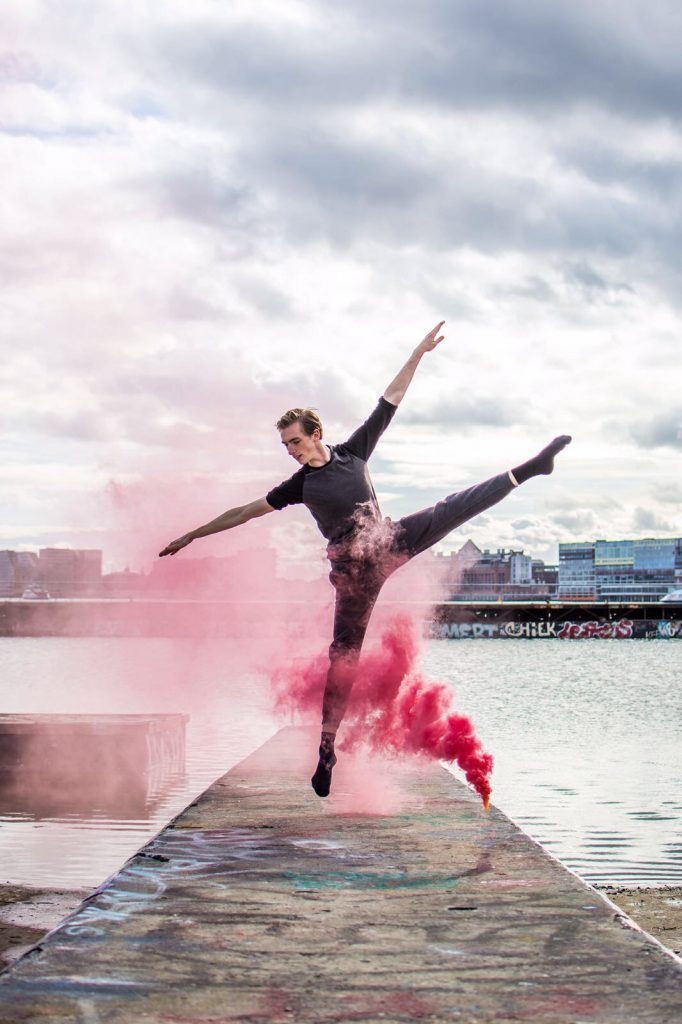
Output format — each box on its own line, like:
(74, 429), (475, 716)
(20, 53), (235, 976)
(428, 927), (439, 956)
(159, 533), (193, 557)
(416, 321), (445, 355)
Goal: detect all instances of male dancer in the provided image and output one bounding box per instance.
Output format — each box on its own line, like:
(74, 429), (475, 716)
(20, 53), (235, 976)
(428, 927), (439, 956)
(160, 322), (571, 797)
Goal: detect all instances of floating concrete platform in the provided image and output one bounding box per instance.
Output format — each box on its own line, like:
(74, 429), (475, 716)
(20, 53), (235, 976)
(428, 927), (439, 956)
(1, 727), (681, 1022)
(0, 714), (187, 818)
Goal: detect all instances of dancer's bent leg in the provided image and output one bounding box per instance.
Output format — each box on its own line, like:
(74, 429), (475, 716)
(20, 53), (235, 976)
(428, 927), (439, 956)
(322, 648), (362, 735)
(312, 565), (383, 797)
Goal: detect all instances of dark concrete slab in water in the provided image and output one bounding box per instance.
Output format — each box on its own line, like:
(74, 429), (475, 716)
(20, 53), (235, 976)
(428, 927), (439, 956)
(1, 727), (681, 1023)
(0, 714), (187, 819)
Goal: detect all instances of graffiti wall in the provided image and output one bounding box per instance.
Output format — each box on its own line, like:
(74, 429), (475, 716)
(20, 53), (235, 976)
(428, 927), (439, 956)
(430, 619), (682, 640)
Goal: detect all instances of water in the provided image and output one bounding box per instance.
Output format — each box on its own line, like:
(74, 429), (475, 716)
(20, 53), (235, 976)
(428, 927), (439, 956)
(0, 636), (680, 890)
(422, 639), (682, 887)
(0, 637), (276, 889)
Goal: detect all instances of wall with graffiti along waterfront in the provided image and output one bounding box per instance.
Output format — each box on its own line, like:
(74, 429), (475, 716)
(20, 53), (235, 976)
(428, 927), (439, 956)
(429, 619), (682, 639)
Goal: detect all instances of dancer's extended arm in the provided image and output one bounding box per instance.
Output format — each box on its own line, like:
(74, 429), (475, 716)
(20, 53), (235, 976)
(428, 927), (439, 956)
(383, 321), (445, 406)
(159, 497), (273, 557)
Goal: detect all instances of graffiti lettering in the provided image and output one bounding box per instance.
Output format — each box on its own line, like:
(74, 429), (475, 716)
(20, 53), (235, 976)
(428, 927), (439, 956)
(657, 620), (682, 639)
(557, 619), (633, 640)
(502, 621), (557, 639)
(430, 622), (500, 639)
(429, 617), (681, 639)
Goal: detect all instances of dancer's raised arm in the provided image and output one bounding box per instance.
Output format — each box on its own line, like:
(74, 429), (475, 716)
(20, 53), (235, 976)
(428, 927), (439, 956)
(382, 320), (445, 406)
(159, 497), (273, 557)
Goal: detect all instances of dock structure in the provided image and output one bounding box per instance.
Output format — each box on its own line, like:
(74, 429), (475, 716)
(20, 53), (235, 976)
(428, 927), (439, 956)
(1, 728), (681, 1022)
(1, 598), (681, 639)
(0, 714), (187, 818)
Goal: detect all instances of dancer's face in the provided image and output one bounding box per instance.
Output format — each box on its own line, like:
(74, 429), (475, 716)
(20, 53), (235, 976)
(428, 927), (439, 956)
(279, 421), (321, 466)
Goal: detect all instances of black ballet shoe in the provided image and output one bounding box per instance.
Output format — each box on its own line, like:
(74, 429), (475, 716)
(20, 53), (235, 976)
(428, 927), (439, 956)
(512, 435), (572, 484)
(311, 733), (337, 798)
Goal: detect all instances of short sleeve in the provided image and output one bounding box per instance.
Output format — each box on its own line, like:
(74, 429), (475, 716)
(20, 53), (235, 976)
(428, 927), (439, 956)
(341, 397), (397, 462)
(266, 469), (305, 510)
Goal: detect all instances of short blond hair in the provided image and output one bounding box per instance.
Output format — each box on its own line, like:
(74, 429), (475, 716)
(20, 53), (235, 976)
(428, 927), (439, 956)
(275, 408), (323, 438)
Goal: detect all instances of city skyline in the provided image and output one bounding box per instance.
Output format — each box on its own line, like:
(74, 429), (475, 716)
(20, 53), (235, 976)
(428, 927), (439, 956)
(2, 2), (681, 572)
(3, 531), (680, 602)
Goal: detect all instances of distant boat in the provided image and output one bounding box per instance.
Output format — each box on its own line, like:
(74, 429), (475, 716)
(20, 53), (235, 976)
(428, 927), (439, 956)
(661, 589), (682, 603)
(21, 585), (51, 600)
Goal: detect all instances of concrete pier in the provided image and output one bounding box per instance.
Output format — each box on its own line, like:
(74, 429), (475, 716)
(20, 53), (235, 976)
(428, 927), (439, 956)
(0, 714), (187, 818)
(1, 727), (681, 1022)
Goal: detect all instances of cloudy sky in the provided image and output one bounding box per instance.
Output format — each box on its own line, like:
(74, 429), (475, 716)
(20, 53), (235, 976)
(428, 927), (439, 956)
(2, 0), (681, 572)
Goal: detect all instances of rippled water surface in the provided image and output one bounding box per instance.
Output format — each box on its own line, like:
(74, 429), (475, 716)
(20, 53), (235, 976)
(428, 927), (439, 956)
(422, 639), (682, 886)
(0, 636), (680, 889)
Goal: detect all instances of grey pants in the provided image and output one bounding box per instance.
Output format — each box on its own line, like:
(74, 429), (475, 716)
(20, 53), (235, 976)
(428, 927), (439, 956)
(322, 471), (514, 730)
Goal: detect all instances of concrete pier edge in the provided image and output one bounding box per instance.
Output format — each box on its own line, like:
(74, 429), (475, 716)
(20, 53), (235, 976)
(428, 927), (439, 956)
(451, 765), (682, 969)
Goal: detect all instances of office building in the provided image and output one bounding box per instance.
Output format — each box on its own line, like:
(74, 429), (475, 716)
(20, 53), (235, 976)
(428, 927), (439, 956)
(559, 537), (682, 601)
(557, 542), (596, 599)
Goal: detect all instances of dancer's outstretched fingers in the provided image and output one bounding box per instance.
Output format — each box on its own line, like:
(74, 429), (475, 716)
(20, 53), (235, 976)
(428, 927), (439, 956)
(418, 320), (446, 353)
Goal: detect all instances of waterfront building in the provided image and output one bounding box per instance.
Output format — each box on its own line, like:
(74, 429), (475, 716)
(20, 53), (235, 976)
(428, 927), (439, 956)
(634, 538), (682, 591)
(37, 548), (103, 597)
(102, 568), (145, 599)
(448, 546), (555, 601)
(460, 549), (509, 599)
(510, 552), (532, 585)
(532, 560), (559, 591)
(431, 541), (484, 599)
(557, 542), (596, 599)
(559, 537), (682, 601)
(0, 551), (39, 597)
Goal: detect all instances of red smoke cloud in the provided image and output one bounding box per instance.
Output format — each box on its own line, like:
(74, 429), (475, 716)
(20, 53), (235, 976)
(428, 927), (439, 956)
(272, 614), (493, 809)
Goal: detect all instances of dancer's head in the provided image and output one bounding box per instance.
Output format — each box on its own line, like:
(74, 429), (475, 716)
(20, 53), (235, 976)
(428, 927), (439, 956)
(276, 408), (324, 465)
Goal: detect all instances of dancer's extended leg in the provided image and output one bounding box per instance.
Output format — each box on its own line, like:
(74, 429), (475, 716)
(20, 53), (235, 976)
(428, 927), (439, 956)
(395, 471), (516, 558)
(395, 438), (571, 558)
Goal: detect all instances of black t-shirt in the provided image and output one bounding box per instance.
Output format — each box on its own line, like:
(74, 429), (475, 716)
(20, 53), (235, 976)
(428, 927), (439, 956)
(266, 396), (397, 544)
